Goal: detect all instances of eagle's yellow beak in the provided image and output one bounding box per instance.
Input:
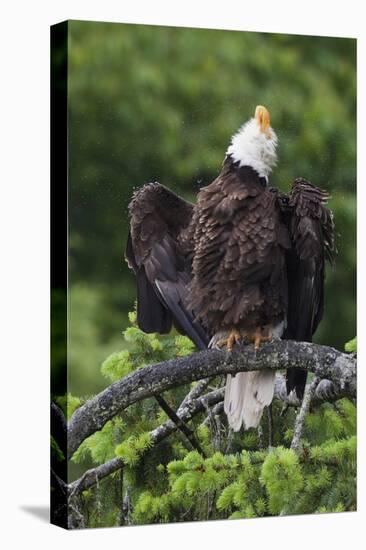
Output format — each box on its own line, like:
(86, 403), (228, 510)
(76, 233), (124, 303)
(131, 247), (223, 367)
(255, 105), (271, 134)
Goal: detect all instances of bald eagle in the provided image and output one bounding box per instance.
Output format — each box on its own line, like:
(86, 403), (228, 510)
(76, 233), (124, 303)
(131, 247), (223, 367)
(126, 106), (334, 431)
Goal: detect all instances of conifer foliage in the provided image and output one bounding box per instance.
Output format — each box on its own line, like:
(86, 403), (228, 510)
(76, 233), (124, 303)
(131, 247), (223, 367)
(56, 312), (356, 528)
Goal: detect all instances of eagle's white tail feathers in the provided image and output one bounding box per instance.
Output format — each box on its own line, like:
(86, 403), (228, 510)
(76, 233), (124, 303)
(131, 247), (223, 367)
(210, 325), (284, 431)
(224, 370), (276, 431)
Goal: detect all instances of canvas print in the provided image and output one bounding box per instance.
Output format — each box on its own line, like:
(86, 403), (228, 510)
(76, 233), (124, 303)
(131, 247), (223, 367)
(51, 20), (356, 529)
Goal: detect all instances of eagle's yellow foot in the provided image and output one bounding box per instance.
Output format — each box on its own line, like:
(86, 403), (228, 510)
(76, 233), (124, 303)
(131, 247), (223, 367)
(246, 327), (273, 351)
(216, 329), (242, 352)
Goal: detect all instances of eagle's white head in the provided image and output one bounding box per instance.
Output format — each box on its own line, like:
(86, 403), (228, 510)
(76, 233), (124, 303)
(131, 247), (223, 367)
(226, 105), (278, 179)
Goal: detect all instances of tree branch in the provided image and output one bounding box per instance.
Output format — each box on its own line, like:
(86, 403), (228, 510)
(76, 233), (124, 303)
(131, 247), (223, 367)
(68, 369), (355, 495)
(68, 341), (356, 458)
(274, 375), (353, 407)
(154, 393), (206, 455)
(51, 401), (67, 445)
(68, 385), (223, 494)
(291, 375), (321, 452)
(201, 373), (352, 426)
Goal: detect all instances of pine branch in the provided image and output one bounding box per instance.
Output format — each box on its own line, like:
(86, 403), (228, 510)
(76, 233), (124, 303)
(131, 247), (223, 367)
(68, 370), (355, 496)
(68, 340), (355, 458)
(68, 386), (223, 495)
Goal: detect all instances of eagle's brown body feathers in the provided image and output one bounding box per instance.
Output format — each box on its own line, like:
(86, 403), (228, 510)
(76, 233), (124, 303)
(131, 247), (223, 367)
(190, 159), (290, 337)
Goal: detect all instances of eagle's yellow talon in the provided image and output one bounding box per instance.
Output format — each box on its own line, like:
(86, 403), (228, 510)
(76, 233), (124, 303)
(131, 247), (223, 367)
(217, 329), (242, 352)
(248, 327), (273, 350)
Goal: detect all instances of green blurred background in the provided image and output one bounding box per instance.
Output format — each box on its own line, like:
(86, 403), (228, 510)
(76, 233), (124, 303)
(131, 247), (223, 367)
(66, 20), (356, 397)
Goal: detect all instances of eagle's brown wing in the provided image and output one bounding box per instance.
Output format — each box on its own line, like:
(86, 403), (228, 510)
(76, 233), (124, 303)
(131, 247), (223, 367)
(280, 178), (335, 397)
(126, 182), (209, 349)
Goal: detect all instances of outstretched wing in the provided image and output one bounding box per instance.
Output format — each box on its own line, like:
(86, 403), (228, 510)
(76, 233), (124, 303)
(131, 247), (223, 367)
(281, 178), (335, 397)
(126, 182), (209, 349)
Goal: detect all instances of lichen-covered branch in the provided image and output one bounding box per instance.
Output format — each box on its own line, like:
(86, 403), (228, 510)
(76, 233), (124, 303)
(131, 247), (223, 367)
(68, 341), (356, 458)
(274, 374), (353, 407)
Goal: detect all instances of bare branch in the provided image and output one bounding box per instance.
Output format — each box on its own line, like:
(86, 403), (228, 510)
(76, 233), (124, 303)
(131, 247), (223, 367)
(68, 340), (356, 458)
(291, 375), (321, 452)
(154, 393), (205, 455)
